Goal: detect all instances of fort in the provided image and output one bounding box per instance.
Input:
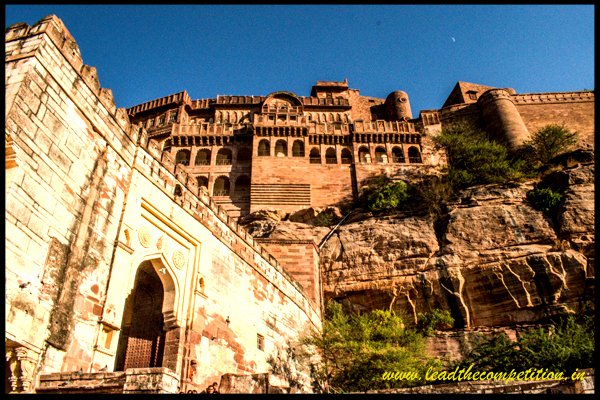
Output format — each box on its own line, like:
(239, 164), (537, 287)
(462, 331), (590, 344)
(4, 15), (594, 393)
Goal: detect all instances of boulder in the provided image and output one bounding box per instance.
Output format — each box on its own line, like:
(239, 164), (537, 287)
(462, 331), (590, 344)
(238, 208), (287, 225)
(288, 207), (322, 224)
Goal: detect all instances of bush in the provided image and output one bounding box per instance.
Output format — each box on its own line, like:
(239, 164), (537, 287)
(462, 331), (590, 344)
(451, 314), (594, 377)
(313, 211), (337, 227)
(358, 176), (408, 212)
(299, 302), (443, 393)
(406, 176), (454, 219)
(416, 309), (454, 337)
(521, 124), (578, 166)
(433, 122), (531, 188)
(526, 187), (563, 215)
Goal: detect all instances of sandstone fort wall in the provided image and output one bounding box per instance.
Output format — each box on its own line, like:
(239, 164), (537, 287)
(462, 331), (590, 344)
(5, 15), (321, 394)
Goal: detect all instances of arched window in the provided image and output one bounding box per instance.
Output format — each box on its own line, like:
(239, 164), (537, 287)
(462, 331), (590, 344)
(195, 149), (211, 166)
(213, 176), (230, 196)
(275, 140), (287, 157)
(408, 146), (422, 164)
(216, 148), (232, 165)
(292, 140), (305, 157)
(234, 175), (251, 196)
(309, 148), (321, 164)
(358, 146), (371, 164)
(258, 139), (270, 156)
(236, 147), (252, 164)
(341, 148), (352, 164)
(175, 150), (191, 166)
(392, 147), (405, 163)
(375, 147), (388, 164)
(174, 184), (183, 197)
(325, 148), (337, 164)
(196, 176), (208, 188)
(162, 138), (172, 152)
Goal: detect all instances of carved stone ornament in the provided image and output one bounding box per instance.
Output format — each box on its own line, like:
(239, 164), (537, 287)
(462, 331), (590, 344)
(172, 250), (186, 269)
(157, 235), (169, 255)
(138, 226), (152, 248)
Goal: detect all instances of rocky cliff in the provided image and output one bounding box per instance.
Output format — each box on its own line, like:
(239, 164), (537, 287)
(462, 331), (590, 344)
(240, 163), (594, 359)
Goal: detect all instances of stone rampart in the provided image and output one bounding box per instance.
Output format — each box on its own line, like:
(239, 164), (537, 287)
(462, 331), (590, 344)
(5, 14), (321, 394)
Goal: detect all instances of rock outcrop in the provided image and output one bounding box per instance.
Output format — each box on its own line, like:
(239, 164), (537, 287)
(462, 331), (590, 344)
(245, 163), (594, 360)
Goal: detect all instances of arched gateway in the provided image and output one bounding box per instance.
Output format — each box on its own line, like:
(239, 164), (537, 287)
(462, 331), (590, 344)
(114, 257), (178, 371)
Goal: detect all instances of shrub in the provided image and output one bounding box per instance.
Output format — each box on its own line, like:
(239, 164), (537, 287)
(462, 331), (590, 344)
(406, 176), (454, 219)
(313, 211), (339, 227)
(358, 176), (408, 211)
(298, 302), (443, 393)
(521, 124), (578, 166)
(433, 122), (531, 188)
(451, 314), (594, 377)
(416, 309), (454, 337)
(526, 187), (562, 214)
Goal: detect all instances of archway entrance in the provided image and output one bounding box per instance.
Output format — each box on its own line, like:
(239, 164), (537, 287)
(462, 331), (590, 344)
(115, 260), (166, 370)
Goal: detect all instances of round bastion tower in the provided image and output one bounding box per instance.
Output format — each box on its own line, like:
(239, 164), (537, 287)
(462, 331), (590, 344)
(478, 88), (531, 151)
(384, 90), (413, 121)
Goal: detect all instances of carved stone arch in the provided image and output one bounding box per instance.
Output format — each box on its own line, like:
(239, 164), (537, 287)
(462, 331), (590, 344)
(263, 91), (304, 113)
(126, 251), (182, 329)
(115, 251), (184, 372)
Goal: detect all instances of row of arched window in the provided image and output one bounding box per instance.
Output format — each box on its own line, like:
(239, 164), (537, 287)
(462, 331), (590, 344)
(173, 142), (422, 166)
(194, 175), (250, 197)
(174, 148), (252, 166)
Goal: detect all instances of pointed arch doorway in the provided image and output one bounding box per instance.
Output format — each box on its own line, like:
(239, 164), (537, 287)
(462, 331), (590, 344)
(115, 260), (167, 371)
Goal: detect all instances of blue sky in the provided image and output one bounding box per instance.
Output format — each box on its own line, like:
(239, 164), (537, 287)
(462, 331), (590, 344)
(5, 5), (594, 116)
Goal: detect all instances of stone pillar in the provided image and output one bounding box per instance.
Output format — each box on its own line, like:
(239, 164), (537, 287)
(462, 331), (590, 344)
(6, 348), (20, 393)
(478, 88), (531, 151)
(5, 346), (38, 393)
(15, 347), (38, 393)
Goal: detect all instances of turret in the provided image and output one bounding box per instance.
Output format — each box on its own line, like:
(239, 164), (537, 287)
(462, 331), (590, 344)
(478, 88), (531, 151)
(384, 90), (412, 121)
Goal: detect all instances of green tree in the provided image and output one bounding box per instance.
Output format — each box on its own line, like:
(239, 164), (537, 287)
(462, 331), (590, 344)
(521, 123), (578, 166)
(433, 122), (530, 188)
(298, 302), (443, 393)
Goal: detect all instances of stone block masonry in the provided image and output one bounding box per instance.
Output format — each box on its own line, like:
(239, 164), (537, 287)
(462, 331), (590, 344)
(5, 13), (594, 394)
(6, 15), (320, 394)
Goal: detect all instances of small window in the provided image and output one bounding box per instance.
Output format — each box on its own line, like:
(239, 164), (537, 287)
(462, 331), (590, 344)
(257, 334), (265, 351)
(158, 117), (165, 125)
(100, 326), (114, 349)
(169, 113), (177, 122)
(148, 120), (154, 127)
(468, 91), (478, 100)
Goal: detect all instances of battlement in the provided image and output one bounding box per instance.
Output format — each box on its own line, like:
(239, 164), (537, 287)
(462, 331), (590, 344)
(512, 90), (594, 104)
(127, 91), (191, 115)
